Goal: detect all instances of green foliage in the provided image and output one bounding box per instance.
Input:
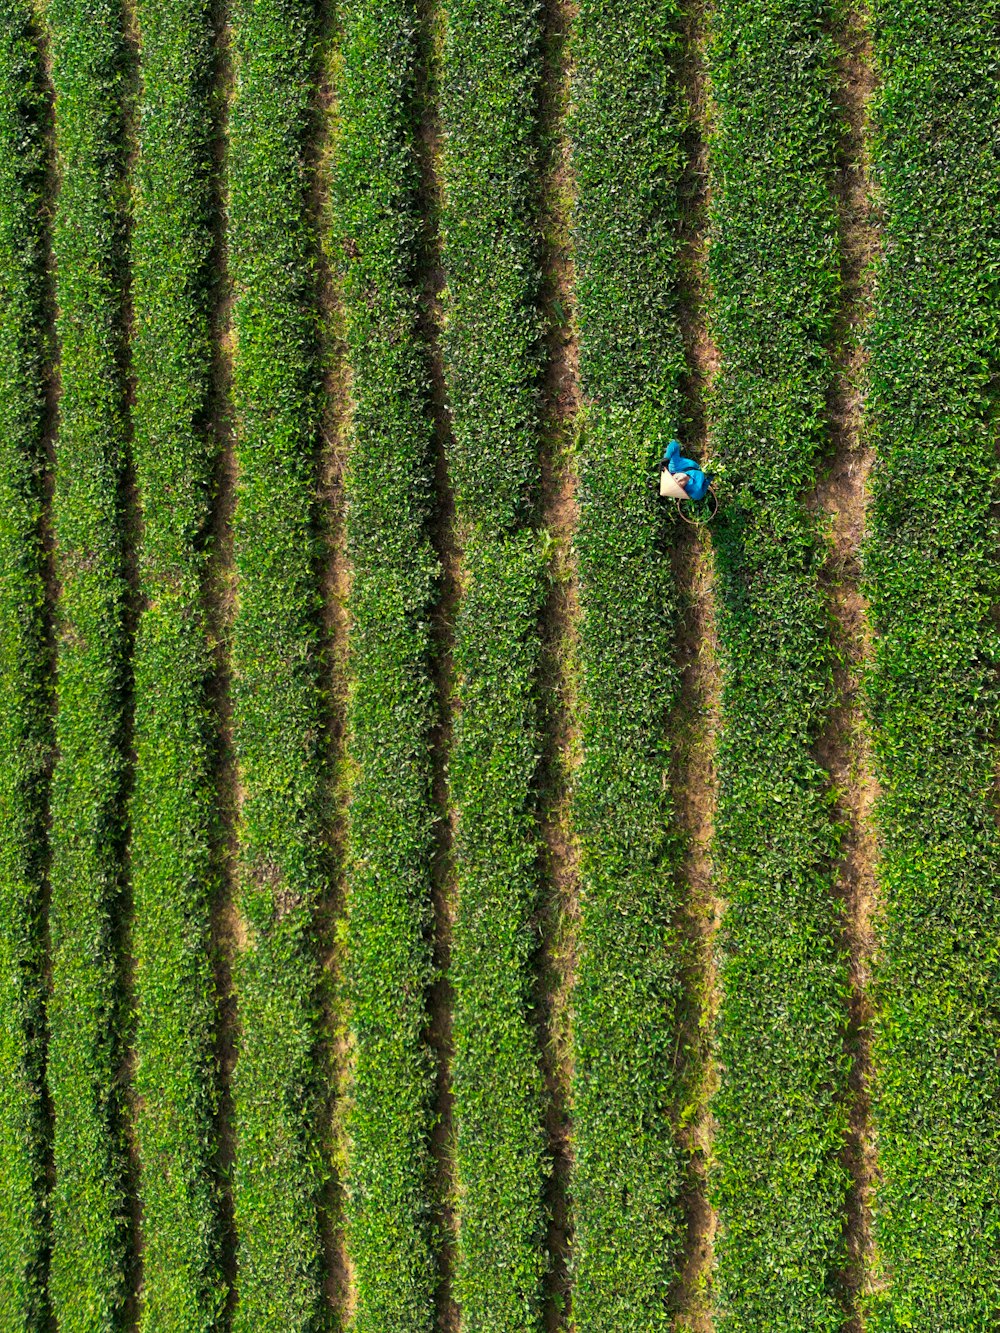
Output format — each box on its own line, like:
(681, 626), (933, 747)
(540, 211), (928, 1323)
(440, 2), (549, 1325)
(335, 2), (440, 1327)
(227, 1), (327, 1328)
(129, 0), (225, 1327)
(572, 412), (684, 1331)
(45, 0), (132, 1327)
(441, 0), (544, 532)
(448, 533), (547, 1331)
(0, 6), (52, 1330)
(706, 2), (851, 1327)
(572, 0), (687, 415)
(864, 4), (1000, 1326)
(569, 3), (688, 1325)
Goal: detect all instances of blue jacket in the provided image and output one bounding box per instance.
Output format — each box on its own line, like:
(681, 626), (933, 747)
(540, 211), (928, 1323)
(665, 439), (712, 502)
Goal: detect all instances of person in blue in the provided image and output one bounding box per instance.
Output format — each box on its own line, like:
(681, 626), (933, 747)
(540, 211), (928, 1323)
(662, 437), (713, 501)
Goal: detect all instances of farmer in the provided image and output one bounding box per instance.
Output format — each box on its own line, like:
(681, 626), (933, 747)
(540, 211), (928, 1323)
(661, 437), (713, 501)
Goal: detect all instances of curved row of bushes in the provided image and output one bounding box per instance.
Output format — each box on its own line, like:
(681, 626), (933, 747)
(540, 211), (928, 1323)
(44, 1), (133, 1327)
(706, 2), (851, 1327)
(0, 6), (53, 1329)
(336, 1), (441, 1327)
(226, 1), (328, 1328)
(129, 0), (225, 1327)
(865, 4), (1000, 1326)
(439, 2), (550, 1325)
(569, 1), (689, 1326)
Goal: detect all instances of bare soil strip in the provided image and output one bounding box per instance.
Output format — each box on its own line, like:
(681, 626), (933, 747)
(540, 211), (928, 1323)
(205, 5), (240, 1319)
(311, 5), (352, 1320)
(413, 4), (461, 1325)
(670, 532), (721, 1333)
(536, 2), (582, 1328)
(672, 4), (723, 1326)
(813, 5), (880, 1324)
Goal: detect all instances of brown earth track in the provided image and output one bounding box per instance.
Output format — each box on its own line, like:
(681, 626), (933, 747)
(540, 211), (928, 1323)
(204, 4), (240, 1320)
(536, 0), (582, 1327)
(670, 530), (721, 1333)
(812, 5), (881, 1324)
(413, 3), (461, 1326)
(309, 3), (353, 1320)
(670, 3), (724, 1329)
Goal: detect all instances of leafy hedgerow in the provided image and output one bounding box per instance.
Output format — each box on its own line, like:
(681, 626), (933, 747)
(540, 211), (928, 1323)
(45, 0), (133, 1327)
(129, 0), (225, 1327)
(335, 2), (441, 1328)
(448, 532), (547, 1331)
(0, 6), (52, 1330)
(227, 1), (327, 1328)
(706, 2), (852, 1328)
(441, 1), (544, 532)
(439, 1), (550, 1325)
(568, 2), (689, 1326)
(864, 5), (1000, 1326)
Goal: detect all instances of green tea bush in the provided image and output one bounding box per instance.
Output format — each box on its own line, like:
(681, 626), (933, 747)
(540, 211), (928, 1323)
(335, 1), (440, 1327)
(707, 2), (851, 1327)
(440, 1), (549, 1325)
(448, 533), (547, 1331)
(45, 0), (133, 1326)
(441, 0), (544, 531)
(864, 4), (1000, 1326)
(129, 0), (224, 1327)
(0, 6), (53, 1329)
(569, 2), (688, 1325)
(227, 0), (327, 1327)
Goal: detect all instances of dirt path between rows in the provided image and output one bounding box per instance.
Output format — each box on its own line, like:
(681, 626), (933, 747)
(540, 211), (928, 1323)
(311, 2), (352, 1321)
(671, 532), (721, 1333)
(670, 3), (724, 1327)
(204, 4), (241, 1321)
(813, 5), (881, 1325)
(537, 1), (582, 1326)
(413, 3), (461, 1325)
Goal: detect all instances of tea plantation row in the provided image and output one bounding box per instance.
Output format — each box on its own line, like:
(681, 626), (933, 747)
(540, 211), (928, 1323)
(0, 4), (51, 1327)
(226, 0), (329, 1326)
(129, 0), (223, 1327)
(337, 0), (441, 1325)
(45, 0), (133, 1326)
(439, 1), (551, 1324)
(707, 1), (850, 1327)
(571, 0), (689, 1325)
(865, 1), (1000, 1325)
